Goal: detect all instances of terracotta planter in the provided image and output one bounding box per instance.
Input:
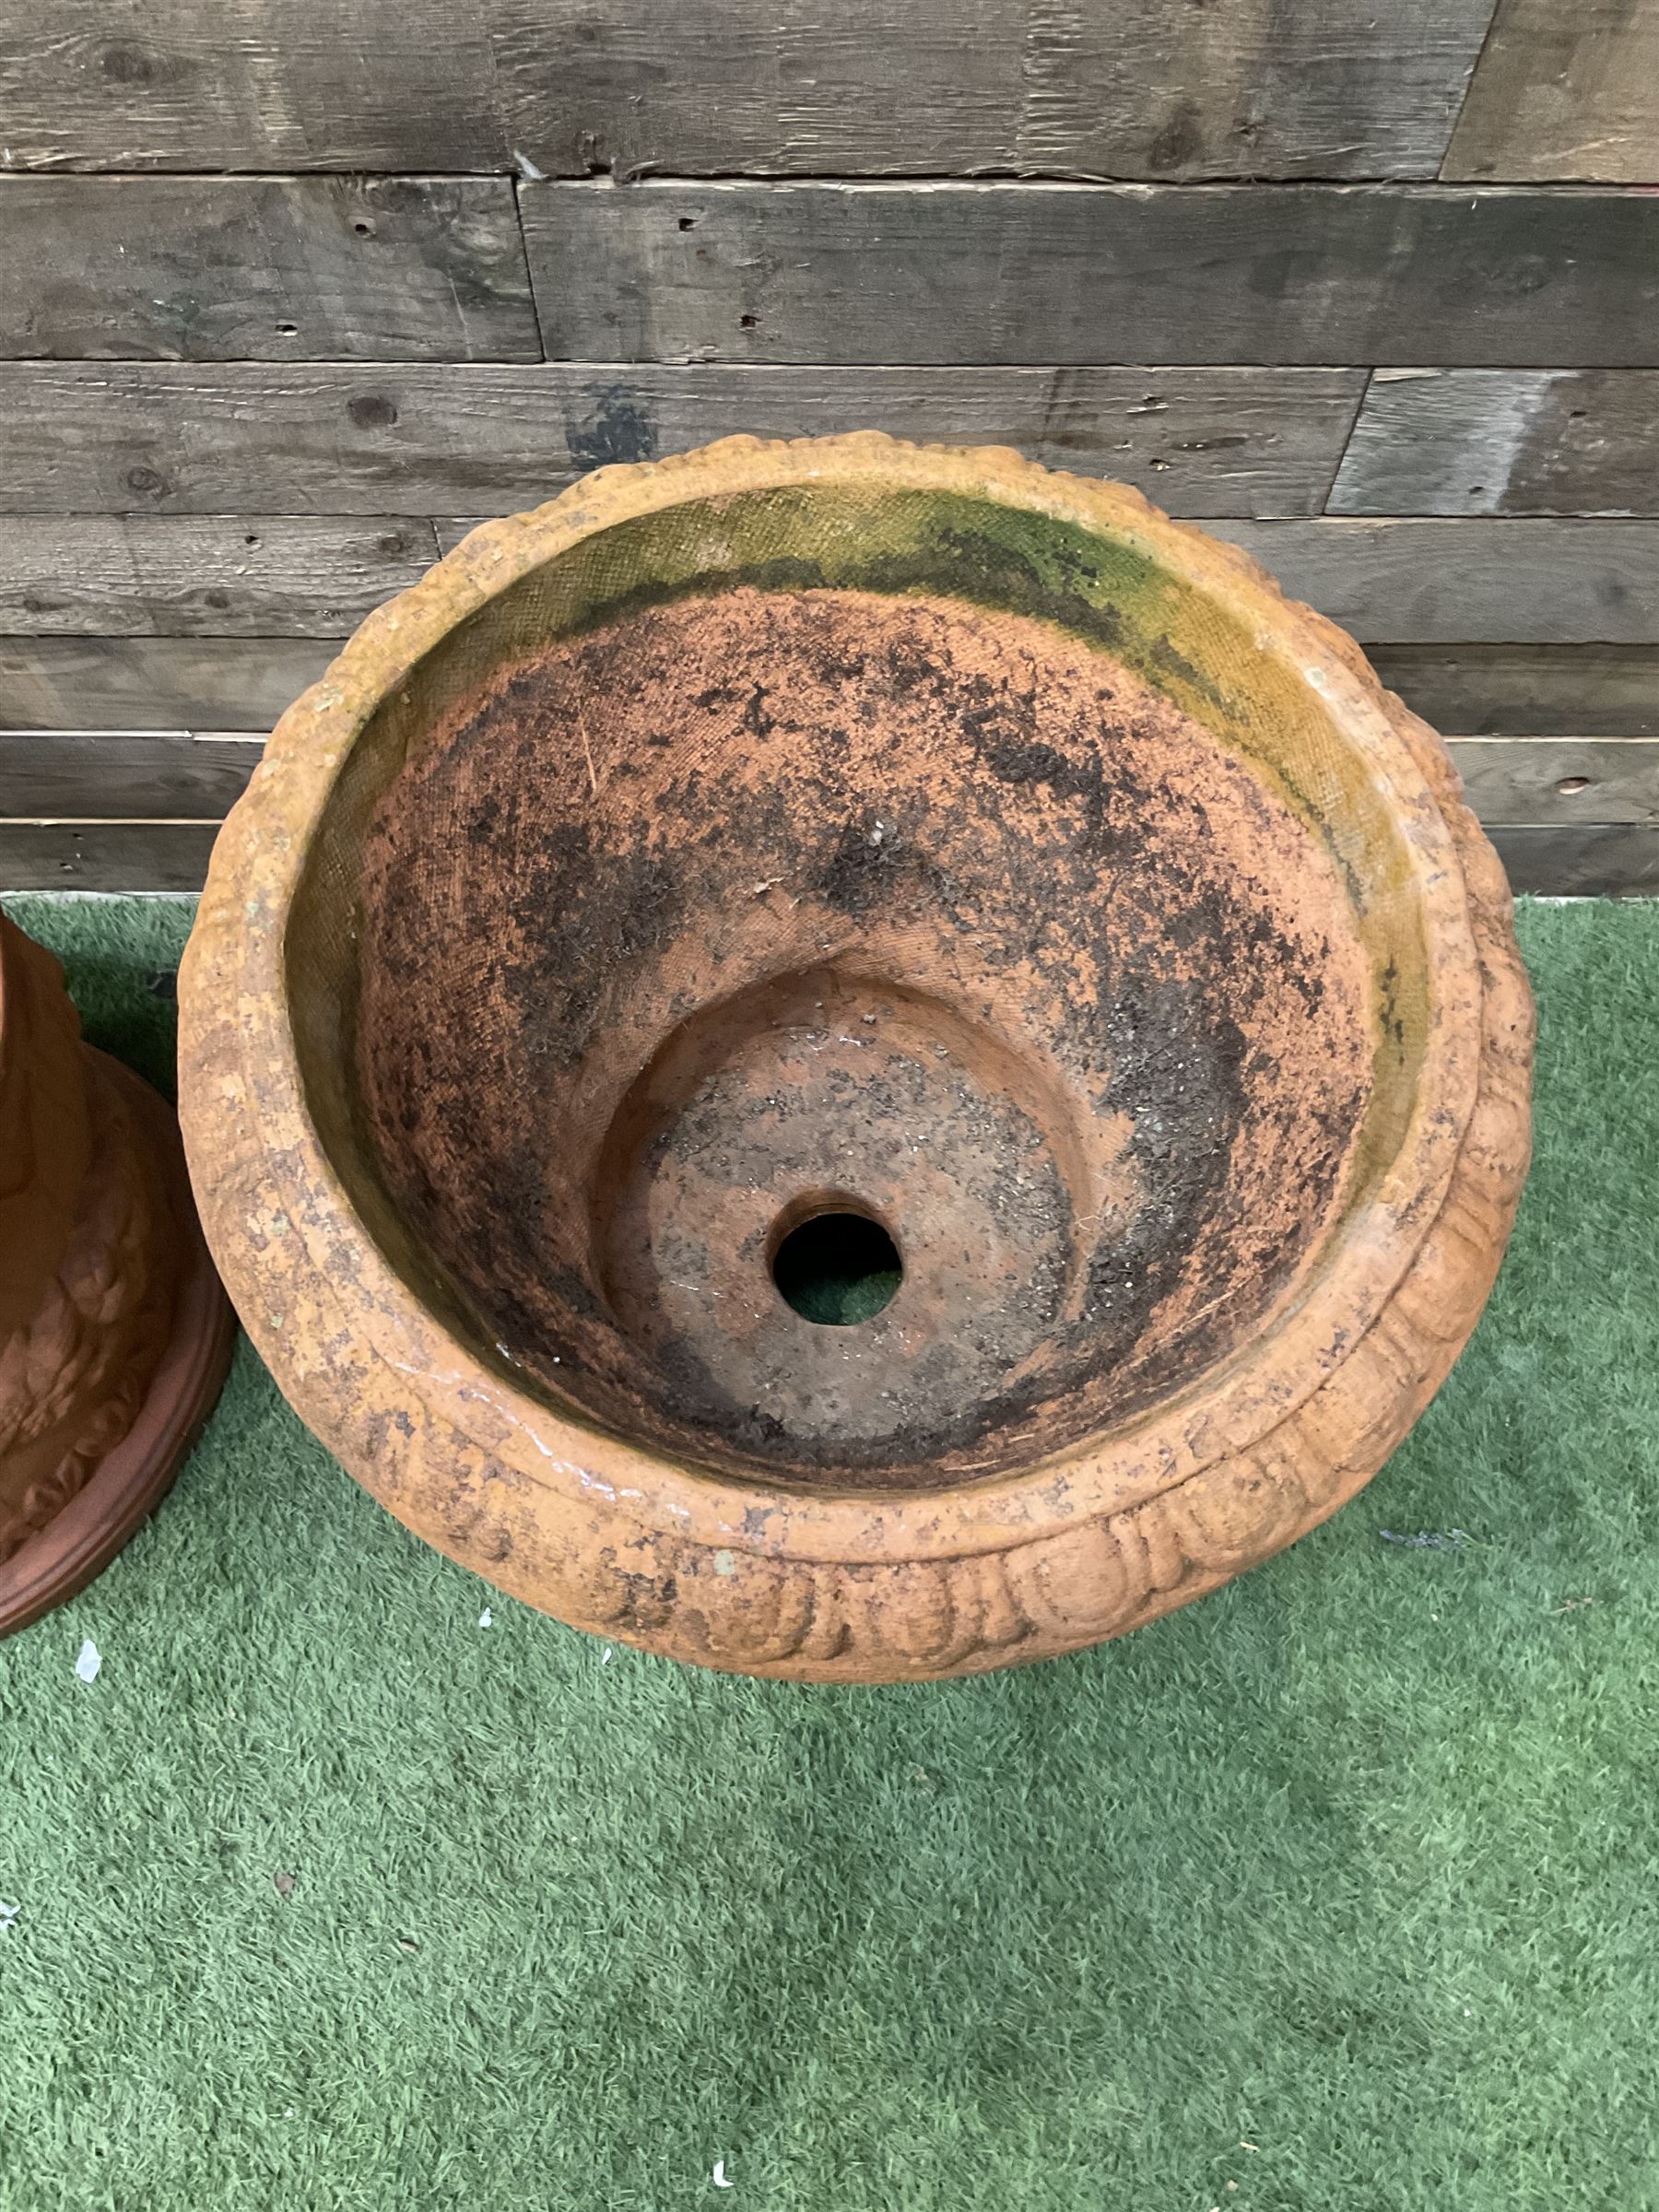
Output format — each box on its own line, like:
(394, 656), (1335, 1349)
(178, 436), (1532, 1681)
(0, 913), (234, 1634)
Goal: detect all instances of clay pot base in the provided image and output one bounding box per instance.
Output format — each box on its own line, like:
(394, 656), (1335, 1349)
(355, 589), (1371, 1488)
(0, 1053), (235, 1638)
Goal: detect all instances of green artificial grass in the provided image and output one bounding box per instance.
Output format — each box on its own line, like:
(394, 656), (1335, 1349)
(771, 1210), (905, 1326)
(2, 891), (1656, 2212)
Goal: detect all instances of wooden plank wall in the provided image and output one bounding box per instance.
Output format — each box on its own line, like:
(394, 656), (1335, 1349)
(0, 0), (1655, 895)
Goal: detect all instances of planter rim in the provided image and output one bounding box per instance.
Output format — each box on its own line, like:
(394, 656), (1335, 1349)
(181, 433), (1518, 1591)
(0, 1051), (235, 1637)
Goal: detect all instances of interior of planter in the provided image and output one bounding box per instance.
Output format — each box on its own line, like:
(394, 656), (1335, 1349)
(286, 479), (1436, 1489)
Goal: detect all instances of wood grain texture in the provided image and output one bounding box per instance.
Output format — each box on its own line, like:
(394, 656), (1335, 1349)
(9, 641), (1654, 743)
(0, 821), (220, 890)
(0, 176), (537, 361)
(8, 728), (1647, 835)
(1370, 646), (1659, 737)
(1446, 737), (1659, 825)
(0, 362), (1367, 520)
(0, 732), (261, 816)
(438, 519), (1659, 647)
(1443, 0), (1659, 182)
(488, 0), (1496, 182)
(0, 519), (435, 636)
(1331, 369), (1659, 515)
(8, 817), (1645, 898)
(29, 639), (1651, 746)
(0, 1), (506, 172)
(0, 0), (1497, 181)
(524, 182), (1659, 368)
(0, 638), (335, 732)
(6, 641), (1650, 744)
(1209, 521), (1659, 643)
(1489, 825), (1659, 895)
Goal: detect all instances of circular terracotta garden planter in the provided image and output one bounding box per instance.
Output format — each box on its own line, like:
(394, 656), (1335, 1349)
(0, 912), (234, 1635)
(178, 436), (1532, 1681)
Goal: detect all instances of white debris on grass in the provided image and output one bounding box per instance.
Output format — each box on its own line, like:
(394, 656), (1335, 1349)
(601, 1646), (614, 1665)
(712, 2160), (734, 2188)
(478, 1608), (493, 1629)
(0, 1900), (18, 1936)
(74, 1639), (101, 1684)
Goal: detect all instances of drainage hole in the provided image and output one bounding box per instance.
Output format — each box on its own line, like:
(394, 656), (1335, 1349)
(771, 1210), (901, 1326)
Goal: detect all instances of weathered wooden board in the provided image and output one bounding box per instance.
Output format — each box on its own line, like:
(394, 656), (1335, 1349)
(1443, 0), (1659, 183)
(1446, 738), (1659, 826)
(429, 515), (1659, 646)
(10, 726), (1645, 834)
(8, 637), (1581, 743)
(0, 176), (537, 360)
(6, 813), (1652, 900)
(0, 821), (221, 891)
(0, 638), (335, 732)
(0, 732), (261, 816)
(0, 519), (435, 636)
(1331, 370), (1659, 516)
(1369, 646), (1659, 738)
(0, 363), (1367, 520)
(1209, 522), (1659, 644)
(0, 0), (1499, 182)
(490, 0), (1496, 182)
(7, 639), (1650, 748)
(1490, 826), (1659, 897)
(524, 182), (1659, 369)
(0, 1), (507, 172)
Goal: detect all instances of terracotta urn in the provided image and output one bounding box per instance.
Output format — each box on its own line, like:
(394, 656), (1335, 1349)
(178, 436), (1532, 1681)
(0, 912), (234, 1634)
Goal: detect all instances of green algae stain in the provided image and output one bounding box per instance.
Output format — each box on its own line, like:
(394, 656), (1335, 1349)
(494, 486), (1191, 700)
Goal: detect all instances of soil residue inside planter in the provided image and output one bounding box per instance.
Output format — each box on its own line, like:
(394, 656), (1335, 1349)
(353, 586), (1372, 1488)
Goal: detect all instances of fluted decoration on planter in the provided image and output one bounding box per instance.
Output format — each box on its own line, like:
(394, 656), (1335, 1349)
(178, 436), (1532, 1682)
(0, 912), (234, 1633)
